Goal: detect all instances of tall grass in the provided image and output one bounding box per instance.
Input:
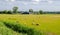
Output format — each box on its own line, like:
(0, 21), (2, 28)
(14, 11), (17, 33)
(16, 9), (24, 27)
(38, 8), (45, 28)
(0, 22), (22, 35)
(3, 21), (42, 35)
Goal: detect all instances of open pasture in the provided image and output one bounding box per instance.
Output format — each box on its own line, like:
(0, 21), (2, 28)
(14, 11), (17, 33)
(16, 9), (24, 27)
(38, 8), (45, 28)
(0, 14), (60, 35)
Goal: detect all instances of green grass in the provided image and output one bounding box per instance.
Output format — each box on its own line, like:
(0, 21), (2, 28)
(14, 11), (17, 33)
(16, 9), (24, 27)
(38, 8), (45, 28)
(0, 14), (60, 35)
(3, 21), (42, 35)
(0, 22), (23, 35)
(0, 20), (42, 35)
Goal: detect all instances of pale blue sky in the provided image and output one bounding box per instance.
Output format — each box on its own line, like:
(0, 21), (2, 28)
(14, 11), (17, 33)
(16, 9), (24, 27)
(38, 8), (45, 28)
(0, 0), (60, 11)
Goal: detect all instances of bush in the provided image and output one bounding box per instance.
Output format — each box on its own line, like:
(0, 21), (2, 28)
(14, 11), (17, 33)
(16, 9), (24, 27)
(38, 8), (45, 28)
(3, 21), (42, 35)
(7, 10), (12, 14)
(3, 22), (29, 34)
(2, 10), (8, 14)
(0, 22), (21, 35)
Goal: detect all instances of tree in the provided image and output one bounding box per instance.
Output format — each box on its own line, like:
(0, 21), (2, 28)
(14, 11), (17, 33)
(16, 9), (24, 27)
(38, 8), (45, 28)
(39, 10), (43, 14)
(13, 6), (18, 14)
(7, 10), (12, 14)
(3, 10), (8, 14)
(29, 9), (33, 13)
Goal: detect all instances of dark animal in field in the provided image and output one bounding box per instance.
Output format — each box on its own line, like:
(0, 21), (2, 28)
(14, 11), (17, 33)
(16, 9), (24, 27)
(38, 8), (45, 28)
(32, 22), (40, 26)
(36, 24), (39, 26)
(22, 12), (29, 14)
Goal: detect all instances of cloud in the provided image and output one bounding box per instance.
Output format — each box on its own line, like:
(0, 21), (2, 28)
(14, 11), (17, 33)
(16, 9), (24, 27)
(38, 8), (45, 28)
(5, 0), (9, 1)
(6, 0), (15, 2)
(32, 0), (40, 2)
(52, 0), (60, 1)
(5, 0), (40, 5)
(47, 0), (53, 4)
(31, 0), (41, 4)
(1, 0), (54, 5)
(11, 0), (15, 2)
(22, 2), (28, 5)
(31, 2), (39, 5)
(48, 1), (53, 4)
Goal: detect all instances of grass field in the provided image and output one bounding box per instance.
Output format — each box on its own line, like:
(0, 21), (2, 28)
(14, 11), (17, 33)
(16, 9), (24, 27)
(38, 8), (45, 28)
(0, 14), (60, 35)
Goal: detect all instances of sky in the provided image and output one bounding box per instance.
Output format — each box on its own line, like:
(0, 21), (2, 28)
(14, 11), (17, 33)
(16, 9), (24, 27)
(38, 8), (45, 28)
(0, 0), (60, 11)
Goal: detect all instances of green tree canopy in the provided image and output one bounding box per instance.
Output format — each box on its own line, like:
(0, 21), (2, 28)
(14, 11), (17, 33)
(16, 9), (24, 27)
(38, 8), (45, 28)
(13, 6), (18, 13)
(39, 10), (43, 14)
(3, 10), (8, 14)
(29, 9), (33, 13)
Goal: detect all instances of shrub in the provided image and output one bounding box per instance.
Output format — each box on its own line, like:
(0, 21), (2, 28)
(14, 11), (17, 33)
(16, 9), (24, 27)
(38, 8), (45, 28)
(3, 21), (42, 35)
(7, 10), (12, 14)
(0, 22), (21, 35)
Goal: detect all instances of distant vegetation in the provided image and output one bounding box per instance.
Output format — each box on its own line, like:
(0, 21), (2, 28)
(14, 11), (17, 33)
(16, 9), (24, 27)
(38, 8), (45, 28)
(0, 6), (60, 14)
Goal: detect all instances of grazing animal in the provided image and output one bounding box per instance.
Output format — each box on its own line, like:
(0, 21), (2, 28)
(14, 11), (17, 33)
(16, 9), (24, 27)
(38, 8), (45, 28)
(32, 22), (39, 26)
(36, 24), (39, 26)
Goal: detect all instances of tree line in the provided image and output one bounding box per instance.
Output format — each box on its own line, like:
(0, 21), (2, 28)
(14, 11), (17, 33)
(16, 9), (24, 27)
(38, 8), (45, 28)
(0, 6), (18, 14)
(0, 6), (60, 14)
(0, 6), (43, 14)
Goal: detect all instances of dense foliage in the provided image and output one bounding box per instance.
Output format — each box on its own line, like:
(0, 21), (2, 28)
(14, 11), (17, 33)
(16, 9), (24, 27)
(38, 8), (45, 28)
(0, 21), (42, 35)
(0, 6), (60, 14)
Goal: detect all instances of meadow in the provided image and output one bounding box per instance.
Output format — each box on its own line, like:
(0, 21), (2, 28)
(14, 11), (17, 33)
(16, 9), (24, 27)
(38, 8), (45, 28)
(0, 14), (60, 35)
